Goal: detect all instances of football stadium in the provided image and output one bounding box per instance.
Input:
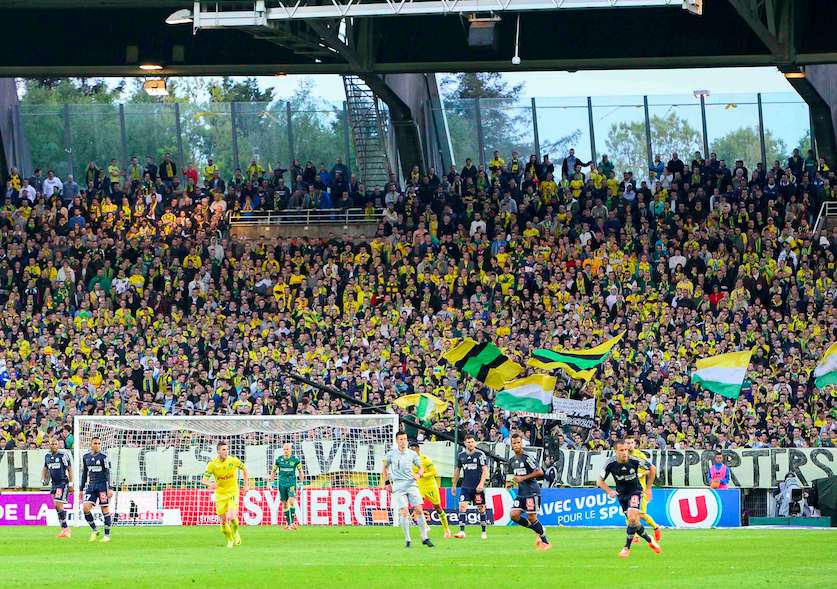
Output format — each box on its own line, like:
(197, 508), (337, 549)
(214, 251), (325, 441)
(0, 1), (836, 587)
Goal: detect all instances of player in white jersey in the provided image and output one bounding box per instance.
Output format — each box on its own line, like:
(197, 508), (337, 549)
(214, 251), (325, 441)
(382, 431), (434, 549)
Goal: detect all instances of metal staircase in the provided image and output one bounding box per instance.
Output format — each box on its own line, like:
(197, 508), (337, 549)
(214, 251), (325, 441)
(342, 75), (392, 191)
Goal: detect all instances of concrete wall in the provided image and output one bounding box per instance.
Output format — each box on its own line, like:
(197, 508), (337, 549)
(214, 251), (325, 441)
(796, 65), (837, 164)
(0, 78), (29, 180)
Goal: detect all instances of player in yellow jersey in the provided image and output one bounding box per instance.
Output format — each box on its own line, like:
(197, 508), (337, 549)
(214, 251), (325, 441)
(626, 437), (661, 543)
(410, 441), (451, 539)
(202, 441), (250, 548)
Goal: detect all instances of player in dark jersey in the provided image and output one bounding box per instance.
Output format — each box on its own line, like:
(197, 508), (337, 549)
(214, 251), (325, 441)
(451, 435), (489, 539)
(507, 432), (550, 551)
(41, 437), (73, 538)
(597, 439), (662, 558)
(80, 436), (113, 543)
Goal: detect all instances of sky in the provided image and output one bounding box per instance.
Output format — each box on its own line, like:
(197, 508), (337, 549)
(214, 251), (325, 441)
(263, 67), (797, 101)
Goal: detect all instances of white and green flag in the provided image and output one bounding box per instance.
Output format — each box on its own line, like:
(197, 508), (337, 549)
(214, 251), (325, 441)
(496, 374), (557, 413)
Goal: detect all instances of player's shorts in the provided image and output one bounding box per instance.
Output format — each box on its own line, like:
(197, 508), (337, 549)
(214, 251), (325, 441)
(215, 493), (240, 516)
(459, 487), (485, 507)
(50, 483), (69, 503)
(417, 480), (441, 505)
(278, 484), (297, 503)
(512, 494), (541, 514)
(391, 482), (422, 511)
(618, 491), (643, 513)
(83, 487), (109, 507)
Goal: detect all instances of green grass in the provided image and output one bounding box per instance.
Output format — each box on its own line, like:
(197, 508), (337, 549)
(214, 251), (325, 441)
(2, 526), (835, 589)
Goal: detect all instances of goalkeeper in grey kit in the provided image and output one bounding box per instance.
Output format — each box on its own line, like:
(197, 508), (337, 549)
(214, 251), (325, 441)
(382, 431), (434, 548)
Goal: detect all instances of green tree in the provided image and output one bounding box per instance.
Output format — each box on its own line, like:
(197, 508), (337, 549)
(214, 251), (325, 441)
(18, 78), (124, 178)
(605, 112), (702, 176)
(711, 126), (787, 170)
(441, 73), (534, 166)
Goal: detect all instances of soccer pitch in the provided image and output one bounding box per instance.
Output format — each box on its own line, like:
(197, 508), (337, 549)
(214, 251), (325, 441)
(3, 527), (835, 589)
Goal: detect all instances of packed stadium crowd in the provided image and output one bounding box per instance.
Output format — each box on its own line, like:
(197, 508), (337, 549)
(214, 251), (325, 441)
(1, 145), (835, 456)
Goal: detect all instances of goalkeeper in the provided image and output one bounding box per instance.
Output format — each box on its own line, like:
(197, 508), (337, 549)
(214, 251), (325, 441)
(410, 441), (451, 539)
(269, 442), (302, 529)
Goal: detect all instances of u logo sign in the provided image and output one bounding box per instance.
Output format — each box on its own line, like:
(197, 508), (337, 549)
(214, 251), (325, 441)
(667, 489), (721, 528)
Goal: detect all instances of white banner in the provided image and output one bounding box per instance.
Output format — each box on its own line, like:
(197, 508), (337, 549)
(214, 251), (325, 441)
(3, 446), (834, 489)
(545, 448), (837, 489)
(551, 397), (596, 428)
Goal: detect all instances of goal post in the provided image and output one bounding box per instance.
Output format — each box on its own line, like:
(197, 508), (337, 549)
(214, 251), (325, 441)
(72, 414), (400, 527)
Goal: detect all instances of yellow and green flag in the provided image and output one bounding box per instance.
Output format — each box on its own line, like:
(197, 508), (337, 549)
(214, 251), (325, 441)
(442, 338), (523, 390)
(393, 393), (448, 420)
(528, 332), (624, 381)
(690, 349), (753, 399)
(814, 342), (837, 389)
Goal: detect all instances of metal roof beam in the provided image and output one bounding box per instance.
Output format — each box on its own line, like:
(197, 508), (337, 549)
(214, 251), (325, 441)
(193, 0), (682, 26)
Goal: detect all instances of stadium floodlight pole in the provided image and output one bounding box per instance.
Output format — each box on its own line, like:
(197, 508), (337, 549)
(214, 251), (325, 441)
(279, 367), (508, 464)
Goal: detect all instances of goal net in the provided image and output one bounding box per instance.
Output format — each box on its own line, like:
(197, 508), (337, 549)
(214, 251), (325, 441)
(72, 415), (399, 527)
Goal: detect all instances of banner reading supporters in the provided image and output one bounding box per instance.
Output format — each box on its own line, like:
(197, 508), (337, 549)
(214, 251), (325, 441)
(2, 447), (835, 489)
(545, 448), (836, 489)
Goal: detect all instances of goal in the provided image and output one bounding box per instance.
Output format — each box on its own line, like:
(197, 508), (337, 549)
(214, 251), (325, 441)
(72, 415), (399, 527)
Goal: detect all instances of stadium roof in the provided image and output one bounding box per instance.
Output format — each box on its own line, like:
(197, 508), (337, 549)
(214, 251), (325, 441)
(0, 0), (834, 75)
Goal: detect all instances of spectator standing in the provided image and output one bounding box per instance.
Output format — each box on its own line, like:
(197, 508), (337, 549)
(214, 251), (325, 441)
(42, 170), (63, 200)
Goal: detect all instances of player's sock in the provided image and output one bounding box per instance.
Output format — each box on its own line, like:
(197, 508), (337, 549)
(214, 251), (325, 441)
(84, 511), (97, 531)
(57, 509), (68, 529)
(479, 511), (487, 533)
(514, 516), (531, 529)
(437, 509), (450, 533)
(625, 525), (637, 549)
(635, 524), (652, 543)
(643, 513), (659, 530)
(289, 508), (296, 525)
(459, 519), (465, 533)
(417, 512), (429, 541)
(400, 513), (412, 542)
(529, 519), (548, 543)
(230, 519), (239, 535)
(221, 523), (232, 541)
(103, 514), (112, 536)
(283, 509), (290, 525)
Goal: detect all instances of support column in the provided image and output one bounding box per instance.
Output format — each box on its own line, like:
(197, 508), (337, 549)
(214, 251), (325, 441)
(230, 102), (240, 172)
(475, 97), (485, 166)
(699, 95), (710, 156)
(174, 103), (186, 181)
(587, 97), (596, 164)
(643, 96), (653, 168)
(531, 97), (540, 157)
(757, 93), (767, 165)
(118, 104), (128, 173)
(286, 101), (295, 164)
(342, 101), (351, 170)
(63, 103), (74, 177)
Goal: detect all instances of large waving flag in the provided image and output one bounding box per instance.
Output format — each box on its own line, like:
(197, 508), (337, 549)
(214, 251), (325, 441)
(442, 339), (524, 390)
(528, 332), (624, 381)
(393, 393), (448, 420)
(814, 342), (837, 389)
(495, 375), (557, 413)
(691, 350), (753, 399)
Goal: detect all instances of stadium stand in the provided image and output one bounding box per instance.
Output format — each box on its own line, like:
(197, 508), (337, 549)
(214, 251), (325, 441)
(1, 146), (835, 456)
